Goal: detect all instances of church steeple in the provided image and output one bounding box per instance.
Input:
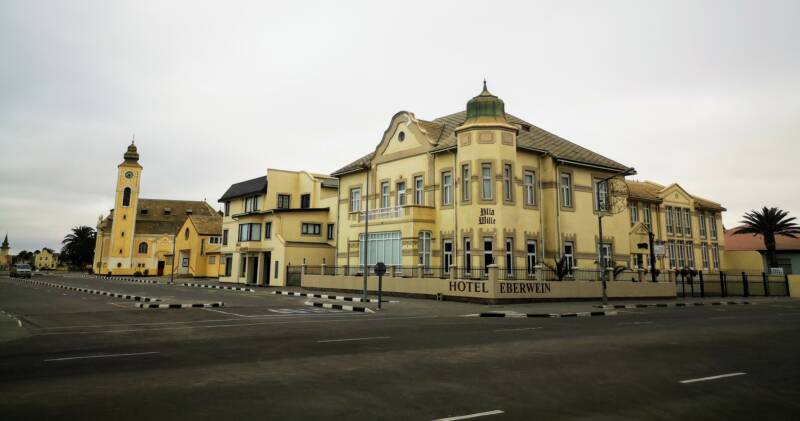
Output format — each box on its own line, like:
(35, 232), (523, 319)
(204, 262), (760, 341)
(123, 141), (140, 164)
(1, 234), (9, 250)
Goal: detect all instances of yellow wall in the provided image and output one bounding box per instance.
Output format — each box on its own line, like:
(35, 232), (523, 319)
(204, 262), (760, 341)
(724, 250), (764, 273)
(172, 218), (222, 278)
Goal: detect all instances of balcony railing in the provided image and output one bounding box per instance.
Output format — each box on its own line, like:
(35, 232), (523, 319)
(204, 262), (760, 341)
(359, 206), (405, 222)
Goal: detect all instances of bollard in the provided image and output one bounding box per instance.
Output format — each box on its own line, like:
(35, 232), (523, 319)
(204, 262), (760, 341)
(721, 272), (727, 297)
(742, 272), (749, 297)
(762, 272), (769, 297)
(699, 271), (705, 298)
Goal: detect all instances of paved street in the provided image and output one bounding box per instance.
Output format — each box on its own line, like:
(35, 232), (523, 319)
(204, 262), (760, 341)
(1, 272), (799, 420)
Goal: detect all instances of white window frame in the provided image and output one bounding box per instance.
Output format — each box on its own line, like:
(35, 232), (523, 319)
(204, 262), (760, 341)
(526, 240), (537, 275)
(396, 182), (406, 206)
(414, 176), (424, 205)
(443, 240), (453, 273)
(674, 207), (683, 234)
(711, 244), (720, 269)
(461, 164), (471, 202)
(381, 182), (390, 209)
(684, 208), (692, 235)
(701, 243), (710, 270)
(630, 201), (638, 224)
(560, 173), (572, 208)
(464, 237), (472, 274)
(563, 241), (575, 270)
(685, 242), (694, 268)
(709, 214), (718, 239)
(505, 237), (513, 274)
(350, 188), (361, 213)
(668, 241), (676, 268)
(676, 241), (685, 268)
(523, 170), (535, 206)
(419, 231), (432, 271)
(481, 163), (492, 200)
(698, 211), (707, 237)
(643, 204), (652, 228)
(594, 179), (608, 212)
(666, 206), (673, 234)
(599, 243), (612, 268)
(483, 237), (494, 273)
(503, 164), (512, 201)
(245, 195), (261, 212)
(442, 171), (453, 206)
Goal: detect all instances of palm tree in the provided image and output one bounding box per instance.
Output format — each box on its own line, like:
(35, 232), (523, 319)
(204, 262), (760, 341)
(734, 207), (800, 269)
(61, 226), (96, 269)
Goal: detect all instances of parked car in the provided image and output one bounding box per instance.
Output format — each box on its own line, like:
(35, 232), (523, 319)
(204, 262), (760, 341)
(11, 264), (32, 278)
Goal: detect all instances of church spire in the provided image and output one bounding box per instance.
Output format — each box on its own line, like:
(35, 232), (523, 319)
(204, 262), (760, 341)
(1, 234), (9, 249)
(123, 141), (140, 164)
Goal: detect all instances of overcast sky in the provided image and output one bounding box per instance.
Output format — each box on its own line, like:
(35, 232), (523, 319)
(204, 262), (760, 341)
(1, 0), (798, 254)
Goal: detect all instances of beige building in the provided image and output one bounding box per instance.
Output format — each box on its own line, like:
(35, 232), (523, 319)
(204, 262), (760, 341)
(626, 181), (726, 273)
(34, 248), (59, 270)
(332, 83), (638, 278)
(171, 215), (223, 278)
(94, 143), (219, 276)
(0, 235), (11, 269)
(218, 169), (339, 285)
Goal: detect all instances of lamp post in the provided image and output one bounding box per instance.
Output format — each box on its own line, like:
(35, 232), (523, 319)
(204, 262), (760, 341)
(362, 168), (370, 301)
(597, 167), (636, 305)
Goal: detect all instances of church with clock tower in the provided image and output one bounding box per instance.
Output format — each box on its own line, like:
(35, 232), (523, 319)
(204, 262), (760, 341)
(93, 142), (222, 276)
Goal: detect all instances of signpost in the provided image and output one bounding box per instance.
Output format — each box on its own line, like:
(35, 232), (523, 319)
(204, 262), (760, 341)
(374, 262), (386, 310)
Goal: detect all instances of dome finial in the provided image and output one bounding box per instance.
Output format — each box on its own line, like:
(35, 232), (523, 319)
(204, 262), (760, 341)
(131, 132), (135, 145)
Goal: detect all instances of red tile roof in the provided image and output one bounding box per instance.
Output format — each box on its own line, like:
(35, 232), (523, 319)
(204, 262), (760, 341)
(724, 227), (800, 251)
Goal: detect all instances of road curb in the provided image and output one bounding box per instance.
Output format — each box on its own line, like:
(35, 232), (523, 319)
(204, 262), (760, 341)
(476, 310), (618, 318)
(15, 278), (160, 302)
(303, 300), (375, 313)
(136, 302), (224, 309)
(83, 275), (159, 284)
(274, 290), (396, 303)
(182, 283), (255, 292)
(596, 301), (753, 309)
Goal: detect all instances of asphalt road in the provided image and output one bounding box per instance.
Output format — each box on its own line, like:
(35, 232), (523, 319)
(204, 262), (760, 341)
(1, 273), (798, 420)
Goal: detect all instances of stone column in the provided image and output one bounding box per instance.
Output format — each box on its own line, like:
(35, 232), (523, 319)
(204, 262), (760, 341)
(320, 263), (327, 277)
(417, 264), (424, 279)
(606, 267), (615, 282)
(449, 265), (456, 281)
(637, 267), (644, 282)
(487, 264), (499, 300)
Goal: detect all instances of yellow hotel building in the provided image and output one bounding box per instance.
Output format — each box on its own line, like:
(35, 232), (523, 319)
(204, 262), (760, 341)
(331, 83), (727, 279)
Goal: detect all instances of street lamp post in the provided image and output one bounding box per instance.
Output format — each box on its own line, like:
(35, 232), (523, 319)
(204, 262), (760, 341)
(597, 167), (636, 306)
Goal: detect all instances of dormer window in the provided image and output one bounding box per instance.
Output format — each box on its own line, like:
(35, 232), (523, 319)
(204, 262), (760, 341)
(140, 208), (149, 215)
(185, 208), (193, 215)
(300, 194), (311, 209)
(164, 208), (172, 216)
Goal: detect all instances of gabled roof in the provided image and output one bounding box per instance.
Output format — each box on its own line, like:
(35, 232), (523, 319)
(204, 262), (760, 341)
(332, 110), (628, 176)
(218, 176), (268, 202)
(625, 180), (725, 211)
(134, 199), (217, 235)
(725, 228), (800, 251)
(187, 215), (223, 236)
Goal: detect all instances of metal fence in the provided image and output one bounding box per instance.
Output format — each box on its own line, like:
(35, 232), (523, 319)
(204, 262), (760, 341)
(676, 271), (789, 298)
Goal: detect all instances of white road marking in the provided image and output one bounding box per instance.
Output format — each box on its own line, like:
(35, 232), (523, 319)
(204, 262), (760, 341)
(493, 327), (543, 332)
(616, 321), (654, 326)
(38, 315), (436, 335)
(680, 372), (746, 384)
(432, 410), (504, 420)
(317, 336), (391, 343)
(708, 316), (737, 320)
(44, 351), (160, 362)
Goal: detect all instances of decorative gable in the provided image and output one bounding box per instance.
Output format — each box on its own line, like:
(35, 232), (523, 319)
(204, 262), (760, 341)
(373, 112), (440, 164)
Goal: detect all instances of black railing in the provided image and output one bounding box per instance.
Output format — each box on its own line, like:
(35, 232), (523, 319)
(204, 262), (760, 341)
(676, 271), (790, 298)
(497, 268), (537, 281)
(454, 267), (488, 280)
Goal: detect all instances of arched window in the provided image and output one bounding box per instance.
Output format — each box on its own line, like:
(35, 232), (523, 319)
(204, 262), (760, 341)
(138, 242), (148, 254)
(122, 187), (132, 207)
(184, 228), (190, 240)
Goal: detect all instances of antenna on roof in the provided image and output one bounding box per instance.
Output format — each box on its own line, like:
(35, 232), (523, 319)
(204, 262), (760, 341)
(131, 132), (135, 145)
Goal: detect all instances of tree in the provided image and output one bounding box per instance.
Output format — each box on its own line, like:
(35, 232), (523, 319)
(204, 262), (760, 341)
(14, 250), (33, 264)
(734, 207), (800, 269)
(61, 226), (96, 269)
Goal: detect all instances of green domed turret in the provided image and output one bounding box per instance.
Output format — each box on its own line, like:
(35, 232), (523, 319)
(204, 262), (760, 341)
(123, 141), (139, 163)
(465, 80), (507, 123)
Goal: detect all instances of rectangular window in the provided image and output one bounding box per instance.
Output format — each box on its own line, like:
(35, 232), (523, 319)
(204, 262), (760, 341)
(599, 243), (612, 268)
(666, 206), (673, 234)
(442, 171), (453, 206)
(684, 208), (692, 236)
(523, 170), (535, 206)
(643, 204), (652, 228)
(560, 173), (572, 208)
(300, 194), (311, 209)
(503, 164), (512, 201)
(443, 240), (453, 273)
(350, 188), (361, 212)
(209, 236), (221, 244)
(709, 214), (718, 239)
(595, 179), (608, 211)
(224, 256), (232, 277)
(526, 240), (537, 275)
(677, 241), (685, 268)
(277, 194), (290, 209)
(222, 229), (228, 246)
(418, 231), (432, 271)
(238, 223), (261, 241)
(686, 242), (694, 268)
(483, 237), (494, 273)
(359, 231), (402, 269)
(381, 182), (390, 208)
(301, 223), (321, 235)
(464, 237), (472, 274)
(244, 195), (261, 212)
(701, 243), (710, 270)
(327, 224), (335, 240)
(396, 182), (406, 206)
(699, 211), (707, 237)
(414, 176), (424, 205)
(224, 202), (230, 216)
(674, 207), (683, 235)
(481, 163), (493, 200)
(505, 237), (513, 274)
(264, 222), (272, 239)
(668, 241), (676, 268)
(208, 256), (216, 264)
(711, 244), (719, 270)
(630, 201), (639, 225)
(563, 242), (575, 270)
(461, 164), (471, 202)
(711, 244), (720, 269)
(240, 255), (246, 277)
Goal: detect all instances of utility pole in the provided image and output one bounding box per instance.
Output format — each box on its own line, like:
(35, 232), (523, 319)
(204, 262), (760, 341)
(362, 168), (370, 300)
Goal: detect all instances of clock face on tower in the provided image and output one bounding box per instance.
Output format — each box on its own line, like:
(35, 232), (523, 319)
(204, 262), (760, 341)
(124, 171), (134, 179)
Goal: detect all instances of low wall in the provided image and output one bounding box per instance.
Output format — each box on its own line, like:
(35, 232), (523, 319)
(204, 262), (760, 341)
(789, 275), (800, 298)
(301, 273), (676, 303)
